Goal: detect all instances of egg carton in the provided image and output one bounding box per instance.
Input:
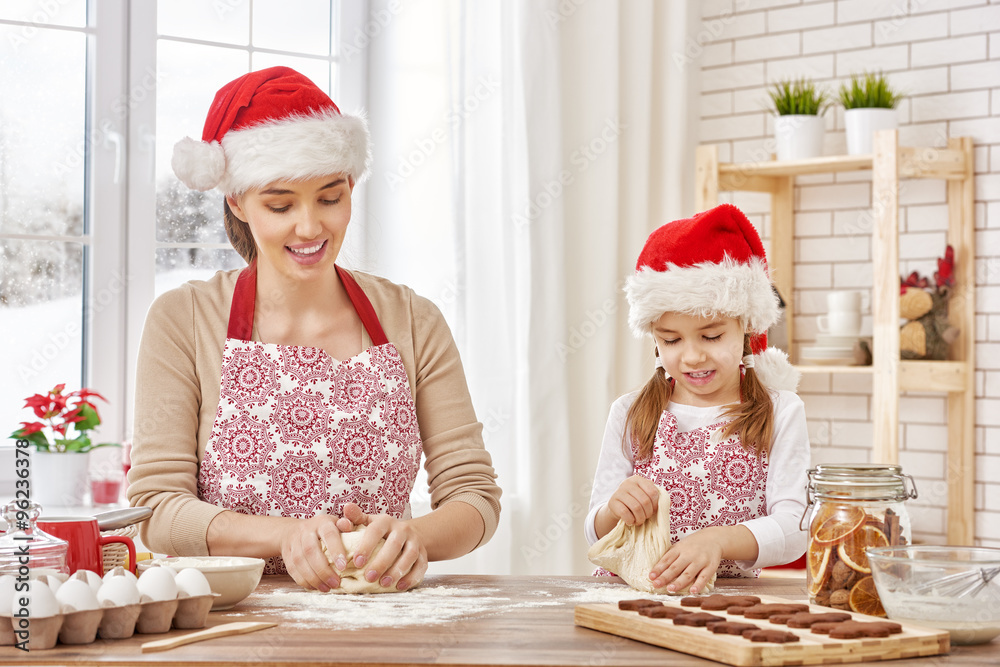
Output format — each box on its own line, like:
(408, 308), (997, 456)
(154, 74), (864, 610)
(0, 566), (219, 650)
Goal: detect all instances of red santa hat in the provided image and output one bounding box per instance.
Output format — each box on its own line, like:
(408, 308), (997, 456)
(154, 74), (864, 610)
(171, 66), (371, 194)
(625, 203), (799, 392)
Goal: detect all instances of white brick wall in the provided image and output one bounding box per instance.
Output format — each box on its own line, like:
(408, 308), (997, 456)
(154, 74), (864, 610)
(698, 0), (999, 546)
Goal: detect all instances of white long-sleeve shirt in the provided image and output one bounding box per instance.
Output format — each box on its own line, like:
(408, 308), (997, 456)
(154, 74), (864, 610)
(585, 390), (810, 572)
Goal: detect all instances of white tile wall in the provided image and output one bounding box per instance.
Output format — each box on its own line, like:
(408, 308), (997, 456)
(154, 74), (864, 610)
(952, 5), (1000, 34)
(803, 24), (871, 54)
(873, 14), (948, 45)
(771, 8), (833, 33)
(735, 33), (802, 62)
(698, 0), (999, 545)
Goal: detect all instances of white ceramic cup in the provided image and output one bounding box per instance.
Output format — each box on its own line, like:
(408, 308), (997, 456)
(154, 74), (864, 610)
(817, 311), (862, 336)
(827, 290), (862, 314)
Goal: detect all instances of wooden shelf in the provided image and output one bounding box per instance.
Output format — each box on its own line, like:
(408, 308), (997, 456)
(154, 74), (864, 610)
(697, 131), (976, 544)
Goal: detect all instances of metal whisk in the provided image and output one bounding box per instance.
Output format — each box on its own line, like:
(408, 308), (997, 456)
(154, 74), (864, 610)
(909, 566), (1000, 599)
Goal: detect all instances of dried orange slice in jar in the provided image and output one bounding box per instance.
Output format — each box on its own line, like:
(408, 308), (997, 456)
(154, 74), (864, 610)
(808, 501), (847, 535)
(838, 524), (889, 574)
(811, 505), (866, 546)
(807, 542), (832, 596)
(849, 576), (886, 617)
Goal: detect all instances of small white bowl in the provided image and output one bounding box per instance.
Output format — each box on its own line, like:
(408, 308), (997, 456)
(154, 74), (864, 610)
(137, 557), (265, 610)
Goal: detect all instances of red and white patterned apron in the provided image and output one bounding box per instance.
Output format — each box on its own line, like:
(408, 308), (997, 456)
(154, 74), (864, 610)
(198, 263), (424, 574)
(597, 410), (768, 578)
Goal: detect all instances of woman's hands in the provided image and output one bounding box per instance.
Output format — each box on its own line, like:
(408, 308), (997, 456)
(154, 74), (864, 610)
(277, 505), (428, 592)
(336, 503), (428, 591)
(278, 514), (350, 592)
(211, 500), (470, 593)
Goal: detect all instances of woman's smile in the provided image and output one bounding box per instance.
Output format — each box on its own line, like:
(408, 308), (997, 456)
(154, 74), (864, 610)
(287, 239), (328, 265)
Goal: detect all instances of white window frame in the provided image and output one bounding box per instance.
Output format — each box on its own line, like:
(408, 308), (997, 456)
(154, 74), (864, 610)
(0, 1), (135, 446)
(89, 0), (130, 445)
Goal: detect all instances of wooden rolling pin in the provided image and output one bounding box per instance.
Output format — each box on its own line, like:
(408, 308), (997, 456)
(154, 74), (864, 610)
(141, 622), (277, 653)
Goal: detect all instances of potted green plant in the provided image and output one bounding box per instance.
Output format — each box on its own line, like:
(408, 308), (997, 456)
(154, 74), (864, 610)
(767, 77), (830, 161)
(839, 71), (901, 155)
(9, 383), (118, 507)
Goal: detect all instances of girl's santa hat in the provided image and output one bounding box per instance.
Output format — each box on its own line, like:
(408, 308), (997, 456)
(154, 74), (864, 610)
(171, 66), (370, 194)
(625, 203), (800, 392)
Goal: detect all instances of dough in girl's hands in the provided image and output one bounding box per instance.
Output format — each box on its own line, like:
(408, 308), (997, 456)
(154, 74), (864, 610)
(321, 525), (423, 594)
(588, 486), (715, 595)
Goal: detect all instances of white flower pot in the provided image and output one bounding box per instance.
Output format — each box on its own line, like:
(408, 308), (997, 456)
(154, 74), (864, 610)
(774, 115), (825, 161)
(30, 450), (90, 509)
(844, 107), (897, 156)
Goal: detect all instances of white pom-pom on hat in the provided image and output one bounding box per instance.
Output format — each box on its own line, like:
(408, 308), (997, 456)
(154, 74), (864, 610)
(752, 347), (801, 393)
(171, 137), (226, 192)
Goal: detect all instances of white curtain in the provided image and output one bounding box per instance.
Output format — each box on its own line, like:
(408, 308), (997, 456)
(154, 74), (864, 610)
(362, 0), (696, 575)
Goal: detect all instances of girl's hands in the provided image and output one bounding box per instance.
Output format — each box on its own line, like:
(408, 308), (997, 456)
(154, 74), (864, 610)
(649, 527), (724, 595)
(278, 514), (348, 592)
(607, 475), (661, 525)
(338, 502), (428, 591)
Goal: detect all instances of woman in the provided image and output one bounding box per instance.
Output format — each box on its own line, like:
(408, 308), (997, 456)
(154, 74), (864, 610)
(128, 67), (501, 593)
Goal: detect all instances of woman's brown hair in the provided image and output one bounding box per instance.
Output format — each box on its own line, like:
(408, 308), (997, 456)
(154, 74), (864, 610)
(224, 198), (257, 263)
(624, 334), (774, 459)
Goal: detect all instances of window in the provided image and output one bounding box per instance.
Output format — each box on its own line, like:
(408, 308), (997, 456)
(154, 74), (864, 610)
(0, 1), (362, 445)
(0, 2), (90, 439)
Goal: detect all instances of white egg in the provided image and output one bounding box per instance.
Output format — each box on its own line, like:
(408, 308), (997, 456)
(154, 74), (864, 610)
(103, 566), (138, 583)
(137, 567), (178, 602)
(69, 569), (104, 594)
(97, 576), (141, 607)
(32, 574), (61, 594)
(174, 568), (212, 597)
(0, 575), (17, 608)
(56, 578), (99, 612)
(10, 581), (59, 618)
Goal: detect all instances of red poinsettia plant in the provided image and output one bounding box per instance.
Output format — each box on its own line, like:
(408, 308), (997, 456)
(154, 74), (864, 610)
(9, 384), (116, 453)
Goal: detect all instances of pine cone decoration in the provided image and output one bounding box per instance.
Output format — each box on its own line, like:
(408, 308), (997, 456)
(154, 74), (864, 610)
(900, 321), (926, 358)
(900, 287), (933, 320)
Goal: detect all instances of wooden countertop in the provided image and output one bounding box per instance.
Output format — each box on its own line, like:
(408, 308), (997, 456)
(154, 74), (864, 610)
(6, 575), (997, 666)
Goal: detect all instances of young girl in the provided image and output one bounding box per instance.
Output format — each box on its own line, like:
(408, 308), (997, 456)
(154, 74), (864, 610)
(585, 203), (809, 595)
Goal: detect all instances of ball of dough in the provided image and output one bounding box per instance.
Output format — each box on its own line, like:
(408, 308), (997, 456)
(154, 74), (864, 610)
(588, 487), (716, 595)
(322, 525), (423, 594)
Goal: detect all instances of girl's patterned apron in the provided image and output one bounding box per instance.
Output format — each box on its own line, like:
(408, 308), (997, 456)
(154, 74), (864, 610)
(198, 263), (424, 574)
(596, 410), (768, 578)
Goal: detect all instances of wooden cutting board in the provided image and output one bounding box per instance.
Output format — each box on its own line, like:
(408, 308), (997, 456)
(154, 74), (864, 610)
(574, 595), (950, 667)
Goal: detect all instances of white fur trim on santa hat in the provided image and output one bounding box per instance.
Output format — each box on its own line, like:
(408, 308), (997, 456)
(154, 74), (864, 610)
(626, 255), (779, 338)
(171, 137), (227, 192)
(219, 108), (371, 194)
(751, 347), (800, 393)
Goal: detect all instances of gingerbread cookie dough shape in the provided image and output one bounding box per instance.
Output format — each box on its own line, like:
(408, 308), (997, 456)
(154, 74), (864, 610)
(322, 525), (423, 594)
(587, 486), (715, 595)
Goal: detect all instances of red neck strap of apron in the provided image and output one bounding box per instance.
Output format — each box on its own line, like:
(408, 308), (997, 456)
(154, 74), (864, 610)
(228, 262), (389, 347)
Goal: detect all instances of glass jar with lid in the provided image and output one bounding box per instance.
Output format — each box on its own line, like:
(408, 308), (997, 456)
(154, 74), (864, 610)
(0, 500), (69, 577)
(803, 464), (918, 616)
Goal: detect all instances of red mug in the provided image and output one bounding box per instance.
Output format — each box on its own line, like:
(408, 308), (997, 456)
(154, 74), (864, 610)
(37, 516), (136, 575)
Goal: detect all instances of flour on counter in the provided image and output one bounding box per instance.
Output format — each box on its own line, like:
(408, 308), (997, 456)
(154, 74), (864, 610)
(240, 584), (560, 629)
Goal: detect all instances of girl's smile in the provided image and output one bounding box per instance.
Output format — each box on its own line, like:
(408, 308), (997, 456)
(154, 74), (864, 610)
(653, 311), (745, 407)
